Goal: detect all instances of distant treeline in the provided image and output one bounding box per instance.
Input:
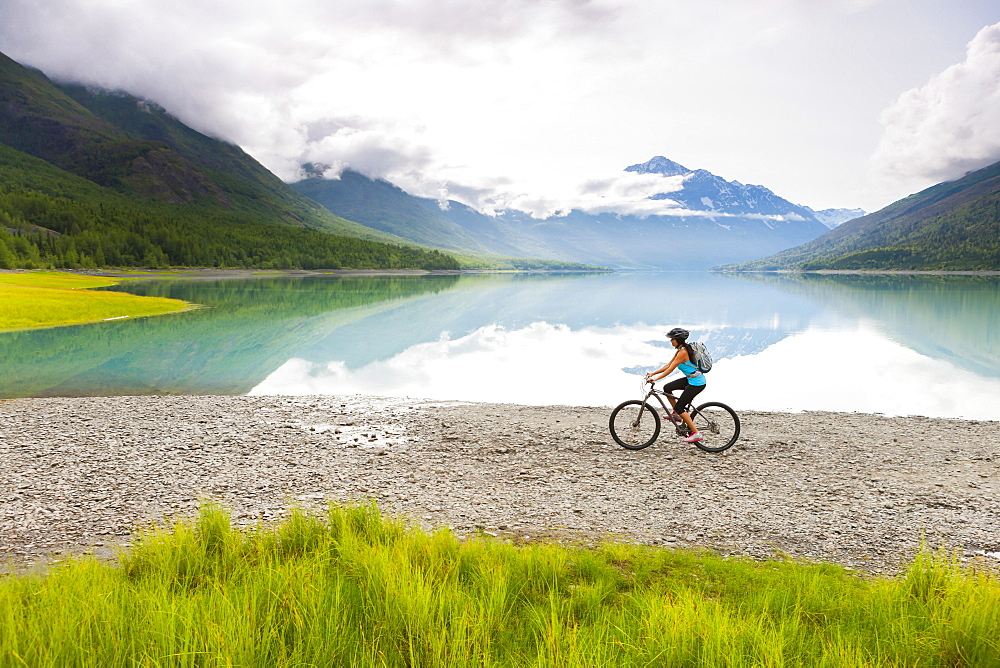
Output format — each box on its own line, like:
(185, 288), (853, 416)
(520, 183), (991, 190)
(0, 185), (459, 271)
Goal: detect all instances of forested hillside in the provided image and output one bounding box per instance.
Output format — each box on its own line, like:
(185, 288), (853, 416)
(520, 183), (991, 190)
(720, 160), (1000, 271)
(292, 170), (522, 255)
(0, 52), (459, 270)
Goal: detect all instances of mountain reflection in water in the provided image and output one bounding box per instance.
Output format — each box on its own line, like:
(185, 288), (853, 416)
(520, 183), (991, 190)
(3, 272), (998, 420)
(253, 272), (999, 420)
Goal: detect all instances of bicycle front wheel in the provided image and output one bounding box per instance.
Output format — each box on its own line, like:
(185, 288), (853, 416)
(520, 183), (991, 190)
(690, 402), (740, 453)
(609, 400), (661, 450)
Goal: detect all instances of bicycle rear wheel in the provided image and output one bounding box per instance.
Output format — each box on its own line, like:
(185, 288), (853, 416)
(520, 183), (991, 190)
(690, 401), (740, 453)
(609, 400), (661, 450)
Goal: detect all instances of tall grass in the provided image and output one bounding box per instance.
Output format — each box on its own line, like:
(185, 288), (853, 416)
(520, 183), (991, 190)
(1, 503), (997, 666)
(0, 270), (188, 330)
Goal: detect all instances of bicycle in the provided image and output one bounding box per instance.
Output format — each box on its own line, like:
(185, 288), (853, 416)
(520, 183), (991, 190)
(609, 379), (741, 453)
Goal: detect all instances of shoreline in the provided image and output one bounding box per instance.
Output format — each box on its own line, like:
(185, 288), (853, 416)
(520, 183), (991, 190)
(711, 269), (1000, 276)
(8, 267), (1000, 279)
(13, 267), (609, 279)
(2, 394), (998, 575)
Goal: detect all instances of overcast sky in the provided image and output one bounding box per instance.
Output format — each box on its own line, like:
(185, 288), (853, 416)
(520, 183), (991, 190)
(1, 0), (998, 216)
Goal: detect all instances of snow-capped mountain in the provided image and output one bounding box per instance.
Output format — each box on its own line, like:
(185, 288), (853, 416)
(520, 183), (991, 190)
(625, 156), (818, 221)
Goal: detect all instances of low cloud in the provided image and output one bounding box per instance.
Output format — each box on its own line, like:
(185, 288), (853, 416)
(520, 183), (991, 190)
(284, 118), (436, 185)
(419, 170), (688, 219)
(567, 171), (687, 217)
(871, 21), (1000, 191)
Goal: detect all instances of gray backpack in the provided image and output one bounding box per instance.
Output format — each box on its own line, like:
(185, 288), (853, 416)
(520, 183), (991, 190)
(690, 341), (713, 373)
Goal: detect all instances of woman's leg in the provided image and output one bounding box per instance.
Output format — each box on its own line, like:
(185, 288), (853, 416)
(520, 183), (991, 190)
(661, 378), (688, 411)
(675, 384), (706, 435)
(680, 412), (698, 435)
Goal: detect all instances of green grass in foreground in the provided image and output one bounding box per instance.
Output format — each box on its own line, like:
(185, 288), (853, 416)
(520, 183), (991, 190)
(0, 271), (189, 330)
(1, 504), (998, 666)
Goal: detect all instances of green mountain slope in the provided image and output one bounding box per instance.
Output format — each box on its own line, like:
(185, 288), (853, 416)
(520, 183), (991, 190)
(0, 143), (458, 269)
(55, 83), (397, 240)
(293, 170), (535, 255)
(0, 51), (458, 270)
(720, 160), (1000, 271)
(293, 171), (609, 270)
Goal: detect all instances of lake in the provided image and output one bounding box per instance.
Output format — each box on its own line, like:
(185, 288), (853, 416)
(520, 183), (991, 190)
(3, 271), (998, 420)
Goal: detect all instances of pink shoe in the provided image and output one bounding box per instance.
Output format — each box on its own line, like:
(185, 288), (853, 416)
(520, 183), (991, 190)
(683, 432), (703, 443)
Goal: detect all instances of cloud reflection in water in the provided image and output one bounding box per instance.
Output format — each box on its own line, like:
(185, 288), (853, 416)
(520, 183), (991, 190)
(251, 321), (1000, 421)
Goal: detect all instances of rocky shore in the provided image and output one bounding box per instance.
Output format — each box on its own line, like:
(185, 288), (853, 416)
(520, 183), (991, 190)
(2, 395), (998, 574)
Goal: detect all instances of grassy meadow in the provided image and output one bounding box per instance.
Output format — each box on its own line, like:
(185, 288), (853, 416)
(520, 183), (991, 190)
(1, 503), (997, 666)
(0, 271), (189, 331)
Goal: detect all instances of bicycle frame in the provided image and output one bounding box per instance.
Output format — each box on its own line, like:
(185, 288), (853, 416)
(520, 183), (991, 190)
(641, 384), (672, 411)
(641, 383), (695, 434)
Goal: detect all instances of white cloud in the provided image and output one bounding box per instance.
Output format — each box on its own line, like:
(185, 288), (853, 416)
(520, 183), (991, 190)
(438, 171), (690, 219)
(871, 21), (1000, 194)
(286, 117), (437, 184)
(1, 0), (998, 213)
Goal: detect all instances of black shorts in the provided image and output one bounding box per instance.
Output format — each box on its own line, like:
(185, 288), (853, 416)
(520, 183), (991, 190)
(662, 377), (706, 414)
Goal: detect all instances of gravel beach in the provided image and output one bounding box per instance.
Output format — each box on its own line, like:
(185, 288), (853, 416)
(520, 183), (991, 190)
(2, 394), (998, 574)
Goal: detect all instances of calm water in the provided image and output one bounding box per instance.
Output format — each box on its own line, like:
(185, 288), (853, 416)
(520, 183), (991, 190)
(3, 272), (998, 420)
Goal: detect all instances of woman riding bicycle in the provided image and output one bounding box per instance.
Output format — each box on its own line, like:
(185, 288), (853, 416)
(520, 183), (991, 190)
(645, 327), (705, 443)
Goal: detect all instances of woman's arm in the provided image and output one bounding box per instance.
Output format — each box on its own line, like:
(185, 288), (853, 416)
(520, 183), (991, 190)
(646, 349), (689, 383)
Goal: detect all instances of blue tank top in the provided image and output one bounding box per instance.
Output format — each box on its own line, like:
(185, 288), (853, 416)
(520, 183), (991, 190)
(678, 360), (707, 386)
